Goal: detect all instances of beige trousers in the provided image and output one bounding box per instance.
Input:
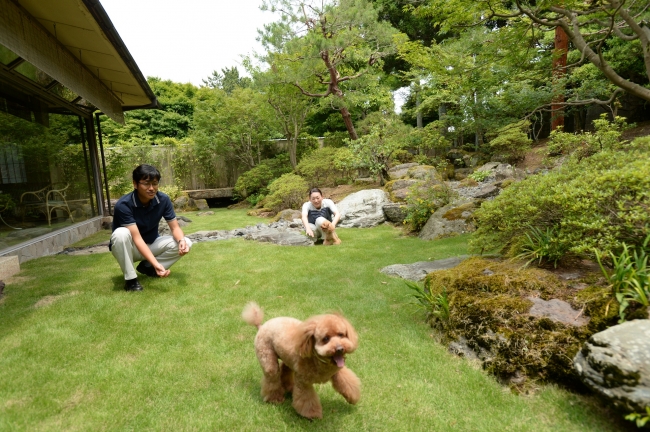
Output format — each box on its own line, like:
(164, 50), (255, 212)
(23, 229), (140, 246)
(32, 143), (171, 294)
(110, 227), (192, 280)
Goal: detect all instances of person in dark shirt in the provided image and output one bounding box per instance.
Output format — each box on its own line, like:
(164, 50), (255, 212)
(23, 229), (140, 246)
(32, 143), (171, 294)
(110, 164), (191, 291)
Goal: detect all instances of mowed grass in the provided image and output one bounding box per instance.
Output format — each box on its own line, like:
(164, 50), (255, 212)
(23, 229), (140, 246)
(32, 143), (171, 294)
(0, 210), (629, 431)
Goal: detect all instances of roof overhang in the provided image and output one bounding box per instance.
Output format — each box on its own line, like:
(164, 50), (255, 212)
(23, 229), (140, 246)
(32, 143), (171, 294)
(0, 0), (158, 123)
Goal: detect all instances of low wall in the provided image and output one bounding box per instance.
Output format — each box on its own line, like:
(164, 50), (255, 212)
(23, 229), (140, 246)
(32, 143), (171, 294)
(0, 217), (104, 263)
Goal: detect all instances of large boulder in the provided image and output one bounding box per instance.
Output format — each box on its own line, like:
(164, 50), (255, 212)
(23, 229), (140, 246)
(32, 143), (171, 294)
(382, 203), (407, 223)
(574, 320), (650, 412)
(419, 199), (477, 240)
(380, 256), (469, 281)
(385, 165), (443, 203)
(337, 189), (390, 228)
(388, 163), (419, 180)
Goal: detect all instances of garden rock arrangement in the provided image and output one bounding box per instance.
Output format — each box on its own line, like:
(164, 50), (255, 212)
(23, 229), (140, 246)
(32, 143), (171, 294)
(186, 219), (314, 247)
(574, 319), (650, 412)
(380, 256), (469, 281)
(419, 199), (477, 240)
(385, 163), (442, 202)
(337, 189), (390, 228)
(418, 257), (618, 389)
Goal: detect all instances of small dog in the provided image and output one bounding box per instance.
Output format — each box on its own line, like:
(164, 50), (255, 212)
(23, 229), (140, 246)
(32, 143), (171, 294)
(320, 220), (341, 245)
(242, 302), (360, 419)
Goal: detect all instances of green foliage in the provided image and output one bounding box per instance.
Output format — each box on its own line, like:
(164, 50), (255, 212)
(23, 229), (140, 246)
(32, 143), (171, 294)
(625, 407), (650, 428)
(596, 234), (650, 323)
(486, 120), (532, 164)
(403, 181), (453, 232)
(233, 155), (293, 200)
(261, 173), (309, 212)
(515, 226), (570, 269)
(346, 113), (412, 184)
(159, 184), (182, 202)
(192, 86), (277, 170)
(405, 281), (450, 325)
(547, 115), (632, 160)
(296, 147), (354, 187)
(467, 170), (489, 182)
(101, 78), (197, 145)
(471, 137), (650, 260)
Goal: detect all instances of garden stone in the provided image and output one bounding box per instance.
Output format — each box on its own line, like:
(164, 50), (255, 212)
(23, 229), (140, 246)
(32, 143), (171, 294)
(195, 199), (209, 210)
(527, 297), (590, 327)
(173, 195), (189, 210)
(337, 189), (390, 228)
(244, 229), (314, 246)
(274, 209), (302, 223)
(380, 256), (470, 281)
(159, 218), (190, 235)
(574, 320), (650, 413)
(382, 203), (406, 223)
(196, 211), (214, 216)
(454, 168), (472, 180)
(419, 199), (477, 240)
(407, 165), (440, 181)
(388, 163), (419, 180)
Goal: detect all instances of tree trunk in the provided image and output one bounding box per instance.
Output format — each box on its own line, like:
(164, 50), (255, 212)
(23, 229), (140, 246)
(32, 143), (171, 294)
(289, 122), (298, 169)
(340, 106), (358, 140)
(551, 26), (568, 131)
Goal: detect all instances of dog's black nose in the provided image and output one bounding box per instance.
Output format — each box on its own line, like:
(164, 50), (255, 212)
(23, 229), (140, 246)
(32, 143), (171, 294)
(335, 346), (344, 354)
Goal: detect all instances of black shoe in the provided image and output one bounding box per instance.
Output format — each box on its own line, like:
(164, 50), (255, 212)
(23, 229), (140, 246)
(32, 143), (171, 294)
(124, 278), (143, 292)
(136, 261), (158, 278)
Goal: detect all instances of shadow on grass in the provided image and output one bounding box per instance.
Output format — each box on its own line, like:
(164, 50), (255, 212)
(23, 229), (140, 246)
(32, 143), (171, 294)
(110, 270), (190, 293)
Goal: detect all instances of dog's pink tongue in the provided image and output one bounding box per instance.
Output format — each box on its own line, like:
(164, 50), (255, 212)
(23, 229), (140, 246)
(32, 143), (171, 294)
(333, 354), (345, 368)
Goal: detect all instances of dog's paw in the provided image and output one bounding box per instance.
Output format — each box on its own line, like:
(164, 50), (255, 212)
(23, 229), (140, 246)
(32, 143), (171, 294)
(264, 393), (285, 404)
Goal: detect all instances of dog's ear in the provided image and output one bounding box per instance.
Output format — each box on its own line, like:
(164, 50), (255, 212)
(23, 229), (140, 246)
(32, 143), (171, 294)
(299, 319), (317, 358)
(343, 317), (358, 349)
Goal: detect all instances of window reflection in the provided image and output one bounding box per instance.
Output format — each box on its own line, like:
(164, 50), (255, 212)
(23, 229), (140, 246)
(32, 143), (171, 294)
(0, 110), (97, 250)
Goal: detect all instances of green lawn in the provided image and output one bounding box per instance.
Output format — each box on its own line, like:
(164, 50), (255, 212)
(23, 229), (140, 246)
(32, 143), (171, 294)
(0, 210), (629, 431)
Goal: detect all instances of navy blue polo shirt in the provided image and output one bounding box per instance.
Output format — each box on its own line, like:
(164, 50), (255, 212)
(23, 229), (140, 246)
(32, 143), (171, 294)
(111, 190), (176, 246)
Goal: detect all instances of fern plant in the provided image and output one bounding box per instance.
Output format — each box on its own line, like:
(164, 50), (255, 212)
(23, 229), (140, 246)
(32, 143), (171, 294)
(515, 225), (568, 268)
(596, 234), (650, 323)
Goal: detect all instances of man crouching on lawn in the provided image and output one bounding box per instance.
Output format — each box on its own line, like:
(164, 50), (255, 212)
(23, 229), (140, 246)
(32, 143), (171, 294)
(110, 164), (192, 292)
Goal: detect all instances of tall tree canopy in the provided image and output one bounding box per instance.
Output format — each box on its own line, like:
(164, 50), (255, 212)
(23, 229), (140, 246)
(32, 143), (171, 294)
(260, 0), (400, 140)
(417, 0), (650, 103)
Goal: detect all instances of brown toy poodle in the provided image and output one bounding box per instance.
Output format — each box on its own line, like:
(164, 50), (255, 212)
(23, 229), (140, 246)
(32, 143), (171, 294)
(242, 302), (360, 419)
(320, 220), (341, 245)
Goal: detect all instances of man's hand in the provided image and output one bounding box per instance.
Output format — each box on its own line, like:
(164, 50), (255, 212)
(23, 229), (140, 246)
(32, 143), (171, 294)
(178, 238), (190, 255)
(154, 262), (170, 278)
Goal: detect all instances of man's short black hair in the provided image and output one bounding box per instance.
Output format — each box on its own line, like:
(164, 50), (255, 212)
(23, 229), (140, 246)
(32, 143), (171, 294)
(133, 164), (161, 183)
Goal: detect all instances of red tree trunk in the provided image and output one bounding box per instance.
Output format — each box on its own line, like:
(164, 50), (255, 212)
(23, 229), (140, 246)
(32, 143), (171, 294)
(551, 26), (568, 131)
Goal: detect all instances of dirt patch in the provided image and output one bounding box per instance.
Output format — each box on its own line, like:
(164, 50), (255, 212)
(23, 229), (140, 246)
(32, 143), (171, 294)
(516, 140), (549, 173)
(622, 120), (650, 140)
(34, 290), (80, 308)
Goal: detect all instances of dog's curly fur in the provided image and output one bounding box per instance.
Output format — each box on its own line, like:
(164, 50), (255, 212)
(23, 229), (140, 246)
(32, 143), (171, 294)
(320, 220), (341, 245)
(242, 302), (360, 419)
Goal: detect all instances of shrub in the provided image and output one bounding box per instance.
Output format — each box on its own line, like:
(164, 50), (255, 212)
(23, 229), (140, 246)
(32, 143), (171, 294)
(486, 120), (532, 164)
(596, 234), (650, 323)
(159, 184), (182, 201)
(516, 225), (571, 268)
(403, 181), (454, 232)
(233, 155), (293, 200)
(296, 147), (353, 187)
(471, 137), (650, 260)
(262, 173), (309, 213)
(468, 170), (490, 182)
(547, 114), (632, 160)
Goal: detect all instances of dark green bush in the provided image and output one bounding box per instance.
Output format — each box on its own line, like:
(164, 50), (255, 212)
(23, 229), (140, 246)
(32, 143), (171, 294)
(486, 120), (531, 164)
(471, 136), (650, 260)
(262, 173), (309, 213)
(296, 147), (353, 187)
(233, 155), (293, 200)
